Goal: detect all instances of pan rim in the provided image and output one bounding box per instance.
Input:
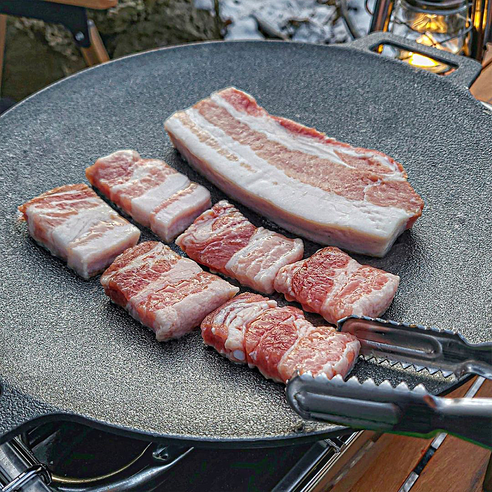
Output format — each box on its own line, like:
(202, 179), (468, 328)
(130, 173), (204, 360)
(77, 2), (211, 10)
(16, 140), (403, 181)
(0, 39), (489, 447)
(0, 38), (486, 124)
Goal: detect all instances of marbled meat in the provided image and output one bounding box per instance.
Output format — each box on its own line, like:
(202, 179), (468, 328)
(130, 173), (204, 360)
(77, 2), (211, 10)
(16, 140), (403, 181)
(18, 184), (140, 278)
(86, 150), (211, 242)
(201, 293), (360, 383)
(176, 200), (303, 294)
(164, 87), (424, 257)
(100, 241), (239, 341)
(274, 247), (400, 325)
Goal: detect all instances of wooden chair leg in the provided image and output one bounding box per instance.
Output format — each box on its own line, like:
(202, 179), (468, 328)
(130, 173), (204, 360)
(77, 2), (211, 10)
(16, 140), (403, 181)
(80, 20), (109, 67)
(0, 15), (7, 97)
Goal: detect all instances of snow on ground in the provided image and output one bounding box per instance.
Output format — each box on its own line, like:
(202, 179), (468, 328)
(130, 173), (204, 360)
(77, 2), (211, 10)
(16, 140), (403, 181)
(195, 0), (373, 44)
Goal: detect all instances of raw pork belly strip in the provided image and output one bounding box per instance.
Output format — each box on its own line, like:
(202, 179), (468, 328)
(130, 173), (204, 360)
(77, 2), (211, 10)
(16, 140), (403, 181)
(176, 200), (303, 294)
(201, 293), (360, 383)
(164, 87), (424, 257)
(18, 184), (140, 279)
(86, 150), (211, 242)
(274, 247), (400, 325)
(101, 241), (239, 341)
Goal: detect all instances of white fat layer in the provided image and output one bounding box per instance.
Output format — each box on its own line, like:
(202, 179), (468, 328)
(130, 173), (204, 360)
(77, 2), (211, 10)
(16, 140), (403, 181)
(130, 173), (190, 226)
(210, 93), (404, 180)
(224, 228), (303, 293)
(233, 350), (245, 361)
(165, 112), (411, 240)
(150, 185), (211, 242)
(153, 278), (238, 341)
(100, 243), (177, 286)
(348, 273), (400, 317)
(319, 258), (362, 321)
(68, 224), (140, 278)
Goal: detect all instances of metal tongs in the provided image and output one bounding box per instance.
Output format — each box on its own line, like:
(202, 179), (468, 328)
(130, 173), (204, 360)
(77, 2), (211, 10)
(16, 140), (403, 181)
(286, 316), (492, 449)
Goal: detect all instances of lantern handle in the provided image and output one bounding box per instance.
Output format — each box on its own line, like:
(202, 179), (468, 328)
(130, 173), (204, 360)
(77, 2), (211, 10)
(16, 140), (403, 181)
(347, 32), (482, 89)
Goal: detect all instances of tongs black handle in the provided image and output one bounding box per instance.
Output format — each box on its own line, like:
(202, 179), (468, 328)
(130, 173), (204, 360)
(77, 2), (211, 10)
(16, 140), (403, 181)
(433, 397), (492, 449)
(286, 374), (492, 450)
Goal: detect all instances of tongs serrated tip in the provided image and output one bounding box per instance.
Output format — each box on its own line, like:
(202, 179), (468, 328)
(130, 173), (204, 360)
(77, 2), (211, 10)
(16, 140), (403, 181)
(286, 316), (492, 449)
(336, 316), (492, 380)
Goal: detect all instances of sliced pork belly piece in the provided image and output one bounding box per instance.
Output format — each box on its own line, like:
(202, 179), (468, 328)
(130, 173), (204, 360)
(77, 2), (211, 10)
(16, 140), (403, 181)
(201, 293), (277, 362)
(101, 241), (238, 341)
(18, 184), (140, 278)
(201, 293), (360, 383)
(225, 227), (304, 294)
(277, 326), (360, 383)
(164, 87), (424, 257)
(244, 306), (305, 381)
(176, 200), (256, 275)
(86, 150), (211, 242)
(274, 247), (400, 325)
(149, 183), (211, 242)
(176, 201), (303, 294)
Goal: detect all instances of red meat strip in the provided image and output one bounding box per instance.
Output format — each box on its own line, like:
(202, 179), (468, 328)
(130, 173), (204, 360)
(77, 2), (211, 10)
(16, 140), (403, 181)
(201, 292), (277, 362)
(244, 306), (305, 381)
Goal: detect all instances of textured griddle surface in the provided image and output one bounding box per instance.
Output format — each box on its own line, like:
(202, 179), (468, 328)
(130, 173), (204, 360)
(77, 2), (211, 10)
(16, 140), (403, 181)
(0, 41), (491, 446)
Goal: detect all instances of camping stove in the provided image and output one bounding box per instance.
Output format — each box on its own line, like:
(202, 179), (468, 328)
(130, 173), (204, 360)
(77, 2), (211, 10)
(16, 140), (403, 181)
(0, 422), (366, 491)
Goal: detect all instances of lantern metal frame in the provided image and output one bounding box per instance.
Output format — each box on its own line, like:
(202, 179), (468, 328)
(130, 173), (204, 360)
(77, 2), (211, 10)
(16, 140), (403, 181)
(368, 0), (491, 60)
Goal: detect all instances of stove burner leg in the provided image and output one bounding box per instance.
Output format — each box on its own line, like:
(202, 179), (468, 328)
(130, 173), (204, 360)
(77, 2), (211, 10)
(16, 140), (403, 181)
(0, 437), (51, 492)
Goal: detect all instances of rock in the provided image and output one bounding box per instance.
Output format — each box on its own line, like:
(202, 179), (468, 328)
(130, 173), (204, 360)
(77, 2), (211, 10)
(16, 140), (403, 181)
(1, 0), (221, 101)
(2, 18), (85, 101)
(94, 0), (222, 58)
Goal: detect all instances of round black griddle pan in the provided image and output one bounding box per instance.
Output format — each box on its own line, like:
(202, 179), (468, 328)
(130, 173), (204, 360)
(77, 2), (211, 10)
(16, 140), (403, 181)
(1, 33), (491, 448)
